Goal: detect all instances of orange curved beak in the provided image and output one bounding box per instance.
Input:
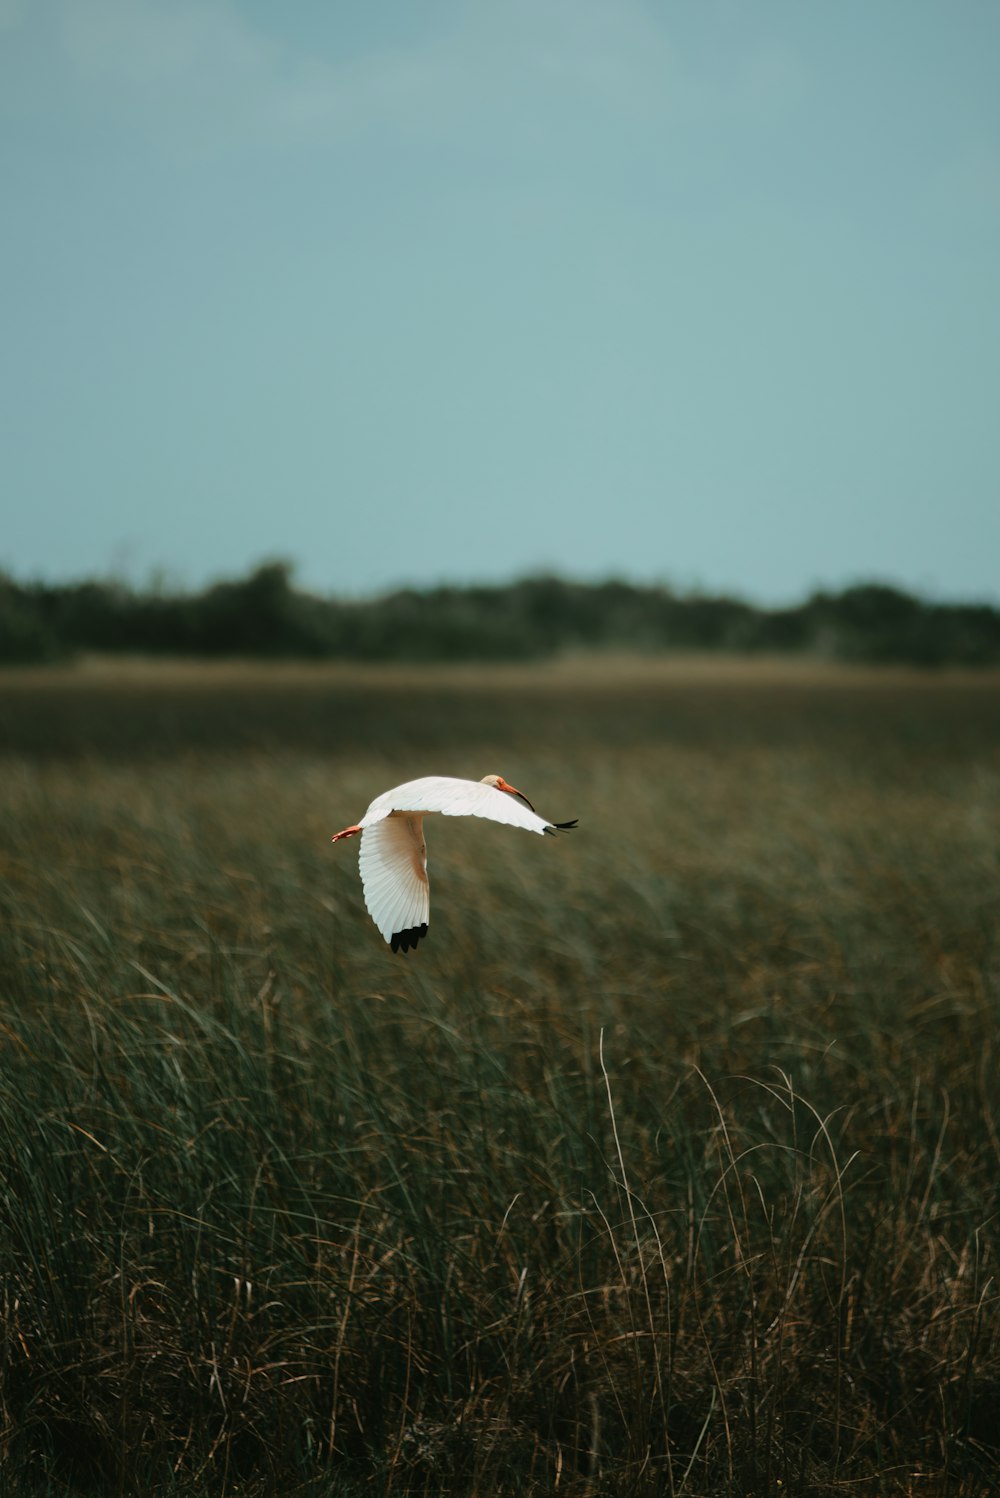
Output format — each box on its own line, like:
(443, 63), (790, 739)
(495, 777), (537, 814)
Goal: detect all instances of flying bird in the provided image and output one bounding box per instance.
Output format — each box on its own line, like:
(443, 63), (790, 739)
(331, 774), (577, 952)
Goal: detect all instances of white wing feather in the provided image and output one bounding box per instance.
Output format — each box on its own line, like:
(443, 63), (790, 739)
(358, 815), (429, 948)
(360, 776), (554, 834)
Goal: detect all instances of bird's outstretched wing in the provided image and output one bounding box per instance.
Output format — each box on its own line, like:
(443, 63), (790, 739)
(358, 814), (429, 953)
(363, 776), (560, 834)
(351, 777), (575, 952)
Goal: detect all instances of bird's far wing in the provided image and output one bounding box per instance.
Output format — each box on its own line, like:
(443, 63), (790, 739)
(358, 814), (430, 953)
(367, 777), (555, 835)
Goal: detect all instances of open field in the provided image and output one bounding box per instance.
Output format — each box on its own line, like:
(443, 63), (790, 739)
(1, 656), (998, 1495)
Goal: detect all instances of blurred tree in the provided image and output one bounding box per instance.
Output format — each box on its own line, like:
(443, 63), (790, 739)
(1, 564), (997, 667)
(0, 575), (61, 662)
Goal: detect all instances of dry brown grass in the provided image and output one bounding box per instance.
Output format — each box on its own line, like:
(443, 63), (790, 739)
(0, 656), (998, 1495)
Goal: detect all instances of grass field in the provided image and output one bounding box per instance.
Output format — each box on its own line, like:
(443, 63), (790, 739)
(0, 656), (998, 1495)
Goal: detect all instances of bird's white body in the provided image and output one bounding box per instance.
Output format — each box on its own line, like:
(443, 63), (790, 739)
(332, 774), (576, 952)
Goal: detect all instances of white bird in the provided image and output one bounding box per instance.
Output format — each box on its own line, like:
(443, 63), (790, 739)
(331, 773), (577, 952)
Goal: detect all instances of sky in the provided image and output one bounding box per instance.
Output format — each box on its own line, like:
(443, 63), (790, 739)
(1, 1), (998, 604)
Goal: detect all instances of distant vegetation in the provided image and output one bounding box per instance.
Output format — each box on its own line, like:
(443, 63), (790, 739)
(2, 560), (999, 666)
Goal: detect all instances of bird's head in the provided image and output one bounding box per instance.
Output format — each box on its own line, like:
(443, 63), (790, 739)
(480, 773), (537, 814)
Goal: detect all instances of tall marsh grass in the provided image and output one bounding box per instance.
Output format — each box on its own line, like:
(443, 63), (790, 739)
(0, 658), (998, 1494)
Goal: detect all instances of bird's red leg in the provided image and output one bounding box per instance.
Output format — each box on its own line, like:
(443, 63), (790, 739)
(331, 824), (362, 843)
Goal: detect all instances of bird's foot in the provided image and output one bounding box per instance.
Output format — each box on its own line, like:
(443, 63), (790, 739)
(331, 824), (362, 843)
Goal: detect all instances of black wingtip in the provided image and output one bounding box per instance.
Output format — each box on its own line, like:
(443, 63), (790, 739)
(390, 922), (429, 954)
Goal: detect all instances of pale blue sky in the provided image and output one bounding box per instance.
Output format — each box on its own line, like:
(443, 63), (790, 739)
(2, 0), (998, 602)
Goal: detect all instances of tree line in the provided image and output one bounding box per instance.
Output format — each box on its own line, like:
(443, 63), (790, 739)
(2, 561), (998, 666)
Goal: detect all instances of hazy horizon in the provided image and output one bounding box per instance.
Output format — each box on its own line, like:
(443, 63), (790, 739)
(3, 2), (998, 606)
(4, 554), (1000, 611)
